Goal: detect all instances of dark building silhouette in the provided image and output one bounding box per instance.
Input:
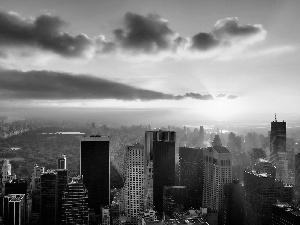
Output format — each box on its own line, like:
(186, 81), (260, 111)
(270, 115), (289, 183)
(179, 147), (203, 209)
(152, 131), (176, 216)
(223, 180), (244, 225)
(62, 175), (89, 224)
(55, 169), (68, 225)
(272, 203), (300, 225)
(163, 186), (186, 218)
(4, 179), (27, 224)
(2, 194), (26, 225)
(40, 171), (57, 225)
(295, 153), (300, 205)
(80, 135), (110, 215)
(57, 154), (66, 170)
(244, 171), (284, 225)
(270, 115), (286, 157)
(5, 179), (27, 196)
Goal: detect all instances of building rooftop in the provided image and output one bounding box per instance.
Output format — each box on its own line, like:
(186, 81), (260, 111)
(211, 146), (230, 154)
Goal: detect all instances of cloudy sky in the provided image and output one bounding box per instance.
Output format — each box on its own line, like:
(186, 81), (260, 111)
(0, 0), (299, 124)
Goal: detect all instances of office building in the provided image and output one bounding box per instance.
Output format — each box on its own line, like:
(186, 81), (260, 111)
(40, 170), (57, 225)
(30, 164), (45, 194)
(151, 131), (176, 216)
(124, 143), (144, 224)
(179, 147), (203, 209)
(253, 158), (276, 179)
(202, 135), (232, 222)
(80, 135), (110, 215)
(223, 180), (244, 225)
(62, 175), (89, 225)
(57, 154), (66, 170)
(244, 170), (283, 225)
(55, 169), (68, 225)
(2, 194), (25, 225)
(295, 153), (300, 205)
(272, 203), (300, 225)
(1, 160), (16, 195)
(270, 115), (288, 182)
(163, 186), (186, 218)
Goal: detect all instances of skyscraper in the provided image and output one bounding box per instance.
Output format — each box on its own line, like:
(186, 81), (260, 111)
(124, 143), (144, 224)
(144, 130), (176, 212)
(62, 175), (89, 224)
(1, 160), (16, 194)
(179, 147), (203, 209)
(223, 180), (244, 225)
(40, 171), (57, 225)
(152, 131), (176, 216)
(295, 153), (300, 205)
(244, 170), (284, 225)
(80, 135), (110, 215)
(55, 169), (68, 225)
(202, 135), (232, 222)
(57, 154), (66, 170)
(270, 115), (288, 182)
(2, 194), (26, 225)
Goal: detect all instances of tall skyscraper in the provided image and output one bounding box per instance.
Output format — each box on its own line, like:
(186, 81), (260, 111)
(144, 130), (176, 213)
(57, 154), (66, 170)
(2, 194), (26, 225)
(179, 147), (203, 209)
(40, 171), (57, 225)
(202, 135), (232, 222)
(80, 135), (110, 215)
(1, 160), (16, 194)
(223, 180), (244, 225)
(154, 132), (176, 216)
(5, 179), (28, 224)
(244, 170), (284, 225)
(124, 143), (144, 224)
(55, 169), (68, 225)
(270, 115), (288, 182)
(62, 175), (89, 225)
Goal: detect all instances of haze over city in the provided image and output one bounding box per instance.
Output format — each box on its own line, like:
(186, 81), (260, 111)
(0, 0), (299, 125)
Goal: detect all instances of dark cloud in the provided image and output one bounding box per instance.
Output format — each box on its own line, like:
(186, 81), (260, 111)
(213, 17), (264, 39)
(216, 93), (227, 97)
(191, 33), (219, 51)
(190, 17), (266, 51)
(0, 69), (174, 100)
(227, 94), (239, 99)
(0, 11), (92, 57)
(112, 13), (179, 53)
(184, 93), (214, 100)
(0, 69), (236, 101)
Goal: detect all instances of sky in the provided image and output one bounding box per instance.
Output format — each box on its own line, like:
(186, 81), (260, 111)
(0, 0), (299, 125)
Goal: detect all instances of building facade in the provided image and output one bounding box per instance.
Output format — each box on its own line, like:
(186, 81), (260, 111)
(202, 135), (232, 222)
(80, 135), (110, 215)
(152, 131), (176, 216)
(179, 147), (203, 209)
(124, 143), (145, 224)
(62, 175), (89, 225)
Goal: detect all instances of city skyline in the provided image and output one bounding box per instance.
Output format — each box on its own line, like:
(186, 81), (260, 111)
(0, 0), (299, 123)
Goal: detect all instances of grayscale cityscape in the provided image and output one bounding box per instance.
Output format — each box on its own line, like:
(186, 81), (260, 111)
(0, 0), (299, 225)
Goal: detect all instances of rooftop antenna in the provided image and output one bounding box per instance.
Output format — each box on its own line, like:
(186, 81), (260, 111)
(275, 113), (277, 122)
